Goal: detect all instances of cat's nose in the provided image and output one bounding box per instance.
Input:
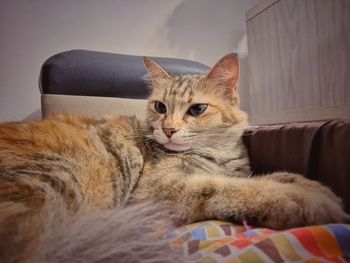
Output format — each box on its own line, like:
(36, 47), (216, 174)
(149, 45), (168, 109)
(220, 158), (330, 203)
(162, 128), (178, 138)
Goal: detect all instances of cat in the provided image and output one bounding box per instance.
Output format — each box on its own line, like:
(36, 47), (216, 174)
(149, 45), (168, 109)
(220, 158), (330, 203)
(0, 53), (349, 262)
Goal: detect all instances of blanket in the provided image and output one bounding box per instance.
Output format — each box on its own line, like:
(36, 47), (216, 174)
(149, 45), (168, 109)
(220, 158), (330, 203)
(168, 220), (350, 262)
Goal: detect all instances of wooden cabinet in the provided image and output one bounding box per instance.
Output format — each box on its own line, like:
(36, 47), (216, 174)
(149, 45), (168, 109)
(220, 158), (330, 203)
(246, 0), (350, 124)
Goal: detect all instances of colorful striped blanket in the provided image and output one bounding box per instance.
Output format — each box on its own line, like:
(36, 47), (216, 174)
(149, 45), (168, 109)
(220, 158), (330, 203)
(168, 220), (350, 262)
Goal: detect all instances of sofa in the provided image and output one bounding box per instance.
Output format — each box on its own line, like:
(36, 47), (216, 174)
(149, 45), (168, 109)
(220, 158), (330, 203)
(39, 50), (350, 262)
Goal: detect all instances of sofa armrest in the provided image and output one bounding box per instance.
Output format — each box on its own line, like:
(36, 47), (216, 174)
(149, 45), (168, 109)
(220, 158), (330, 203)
(39, 50), (210, 99)
(243, 120), (350, 213)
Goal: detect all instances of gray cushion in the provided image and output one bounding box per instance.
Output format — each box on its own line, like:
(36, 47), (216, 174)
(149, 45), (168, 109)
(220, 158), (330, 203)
(39, 50), (210, 99)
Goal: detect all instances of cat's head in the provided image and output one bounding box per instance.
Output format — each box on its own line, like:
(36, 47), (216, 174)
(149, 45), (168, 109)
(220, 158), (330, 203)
(144, 53), (248, 152)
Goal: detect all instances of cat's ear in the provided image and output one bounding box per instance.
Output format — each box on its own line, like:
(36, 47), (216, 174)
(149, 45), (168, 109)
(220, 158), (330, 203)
(207, 53), (239, 94)
(143, 58), (171, 80)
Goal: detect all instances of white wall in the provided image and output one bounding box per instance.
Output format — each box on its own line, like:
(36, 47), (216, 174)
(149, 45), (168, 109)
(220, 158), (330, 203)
(0, 0), (256, 121)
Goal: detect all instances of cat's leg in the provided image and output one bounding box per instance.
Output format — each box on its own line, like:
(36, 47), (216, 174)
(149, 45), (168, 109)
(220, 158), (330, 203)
(197, 175), (349, 228)
(89, 116), (145, 208)
(99, 129), (144, 207)
(135, 173), (350, 229)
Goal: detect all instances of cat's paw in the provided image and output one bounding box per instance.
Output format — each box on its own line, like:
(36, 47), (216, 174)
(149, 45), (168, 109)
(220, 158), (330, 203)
(253, 181), (350, 229)
(264, 172), (343, 206)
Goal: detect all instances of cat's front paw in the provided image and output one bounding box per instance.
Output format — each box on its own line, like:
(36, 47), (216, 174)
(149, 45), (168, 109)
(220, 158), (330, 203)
(264, 172), (343, 206)
(253, 182), (350, 229)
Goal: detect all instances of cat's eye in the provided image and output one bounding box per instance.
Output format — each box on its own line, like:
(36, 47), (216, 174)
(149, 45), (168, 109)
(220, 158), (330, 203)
(187, 104), (208, 117)
(154, 101), (167, 114)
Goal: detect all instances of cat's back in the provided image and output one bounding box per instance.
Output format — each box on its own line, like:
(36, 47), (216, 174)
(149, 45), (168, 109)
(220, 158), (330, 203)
(0, 113), (145, 210)
(0, 114), (97, 155)
(0, 113), (142, 159)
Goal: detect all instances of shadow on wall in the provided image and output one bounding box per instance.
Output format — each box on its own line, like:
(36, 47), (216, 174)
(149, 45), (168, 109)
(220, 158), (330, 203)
(148, 0), (256, 113)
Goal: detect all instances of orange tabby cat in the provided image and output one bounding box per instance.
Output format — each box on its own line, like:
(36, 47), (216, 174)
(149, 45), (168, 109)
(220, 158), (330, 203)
(0, 53), (348, 262)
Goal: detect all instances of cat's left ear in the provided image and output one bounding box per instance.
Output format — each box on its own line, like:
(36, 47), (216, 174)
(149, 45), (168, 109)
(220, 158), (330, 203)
(207, 53), (239, 95)
(143, 58), (171, 80)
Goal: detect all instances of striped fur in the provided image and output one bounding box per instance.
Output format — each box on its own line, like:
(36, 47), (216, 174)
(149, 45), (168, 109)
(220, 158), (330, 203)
(0, 114), (149, 262)
(0, 54), (349, 262)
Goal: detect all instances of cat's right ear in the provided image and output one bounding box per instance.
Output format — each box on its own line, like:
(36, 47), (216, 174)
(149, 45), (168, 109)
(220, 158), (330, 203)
(143, 58), (171, 81)
(207, 53), (240, 95)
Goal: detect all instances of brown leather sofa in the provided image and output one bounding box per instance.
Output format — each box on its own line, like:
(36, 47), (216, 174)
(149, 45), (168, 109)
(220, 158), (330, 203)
(244, 120), (350, 213)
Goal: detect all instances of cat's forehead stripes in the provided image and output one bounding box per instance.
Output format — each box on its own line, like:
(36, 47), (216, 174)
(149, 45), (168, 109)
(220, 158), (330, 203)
(160, 77), (196, 114)
(159, 75), (205, 104)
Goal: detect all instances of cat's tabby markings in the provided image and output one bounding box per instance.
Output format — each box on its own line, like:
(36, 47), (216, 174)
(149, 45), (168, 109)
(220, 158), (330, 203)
(0, 54), (349, 262)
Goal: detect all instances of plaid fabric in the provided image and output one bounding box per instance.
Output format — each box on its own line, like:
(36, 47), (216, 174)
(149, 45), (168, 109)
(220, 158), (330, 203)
(167, 220), (350, 262)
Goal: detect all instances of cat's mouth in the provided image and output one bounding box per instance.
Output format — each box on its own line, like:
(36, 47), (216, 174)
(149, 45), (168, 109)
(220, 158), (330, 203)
(162, 141), (191, 152)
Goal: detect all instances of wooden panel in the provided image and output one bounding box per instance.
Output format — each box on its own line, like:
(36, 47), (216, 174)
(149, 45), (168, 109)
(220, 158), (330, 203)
(246, 0), (279, 21)
(247, 0), (350, 124)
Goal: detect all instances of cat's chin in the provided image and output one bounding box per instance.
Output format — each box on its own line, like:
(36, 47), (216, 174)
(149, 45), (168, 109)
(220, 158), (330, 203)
(162, 142), (191, 152)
